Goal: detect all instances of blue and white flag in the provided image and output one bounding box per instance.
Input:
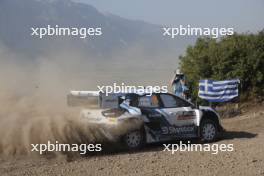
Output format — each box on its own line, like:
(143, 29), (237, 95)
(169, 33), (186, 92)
(198, 79), (240, 102)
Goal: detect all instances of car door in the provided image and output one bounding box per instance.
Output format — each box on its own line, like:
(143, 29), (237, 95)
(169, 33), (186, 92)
(158, 93), (197, 137)
(138, 94), (172, 132)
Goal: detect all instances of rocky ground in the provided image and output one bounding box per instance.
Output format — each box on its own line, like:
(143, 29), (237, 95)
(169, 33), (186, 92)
(0, 105), (263, 176)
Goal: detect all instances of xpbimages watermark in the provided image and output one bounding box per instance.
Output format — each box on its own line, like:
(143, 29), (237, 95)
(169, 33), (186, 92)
(163, 25), (234, 39)
(163, 141), (234, 154)
(31, 25), (102, 39)
(97, 83), (168, 96)
(31, 141), (102, 155)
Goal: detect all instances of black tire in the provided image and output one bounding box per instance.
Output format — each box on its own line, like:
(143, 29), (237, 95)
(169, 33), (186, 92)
(200, 119), (218, 142)
(122, 129), (145, 150)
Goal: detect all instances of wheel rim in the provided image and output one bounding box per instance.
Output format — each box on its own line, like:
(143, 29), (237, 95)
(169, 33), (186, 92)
(126, 131), (141, 148)
(202, 123), (216, 141)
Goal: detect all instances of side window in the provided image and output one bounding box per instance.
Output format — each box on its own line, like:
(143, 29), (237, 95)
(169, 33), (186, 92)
(160, 94), (192, 108)
(138, 95), (159, 108)
(175, 97), (192, 107)
(160, 94), (177, 108)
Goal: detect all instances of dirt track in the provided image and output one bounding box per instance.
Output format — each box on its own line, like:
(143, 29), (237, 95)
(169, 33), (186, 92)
(0, 105), (264, 176)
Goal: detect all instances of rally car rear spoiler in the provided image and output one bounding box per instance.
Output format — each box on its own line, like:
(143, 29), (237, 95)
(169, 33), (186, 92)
(67, 91), (123, 108)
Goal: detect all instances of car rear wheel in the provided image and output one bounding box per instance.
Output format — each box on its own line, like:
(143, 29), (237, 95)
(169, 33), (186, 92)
(200, 119), (217, 142)
(123, 129), (145, 150)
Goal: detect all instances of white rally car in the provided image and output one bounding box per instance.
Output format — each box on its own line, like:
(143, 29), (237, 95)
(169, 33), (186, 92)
(68, 91), (224, 149)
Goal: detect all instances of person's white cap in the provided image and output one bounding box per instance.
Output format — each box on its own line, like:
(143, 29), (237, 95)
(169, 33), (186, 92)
(176, 69), (182, 75)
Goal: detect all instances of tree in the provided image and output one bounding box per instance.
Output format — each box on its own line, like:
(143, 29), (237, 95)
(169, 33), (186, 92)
(180, 30), (264, 102)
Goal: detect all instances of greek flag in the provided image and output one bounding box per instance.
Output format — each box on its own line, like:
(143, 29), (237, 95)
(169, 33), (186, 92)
(198, 79), (240, 102)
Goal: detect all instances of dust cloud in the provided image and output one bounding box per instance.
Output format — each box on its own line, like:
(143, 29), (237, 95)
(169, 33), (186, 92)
(0, 48), (142, 156)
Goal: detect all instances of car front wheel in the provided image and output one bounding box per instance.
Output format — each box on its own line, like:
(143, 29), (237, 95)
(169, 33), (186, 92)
(200, 119), (218, 142)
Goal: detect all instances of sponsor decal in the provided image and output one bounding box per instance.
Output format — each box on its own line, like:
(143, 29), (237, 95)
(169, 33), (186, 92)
(176, 111), (196, 120)
(161, 126), (195, 135)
